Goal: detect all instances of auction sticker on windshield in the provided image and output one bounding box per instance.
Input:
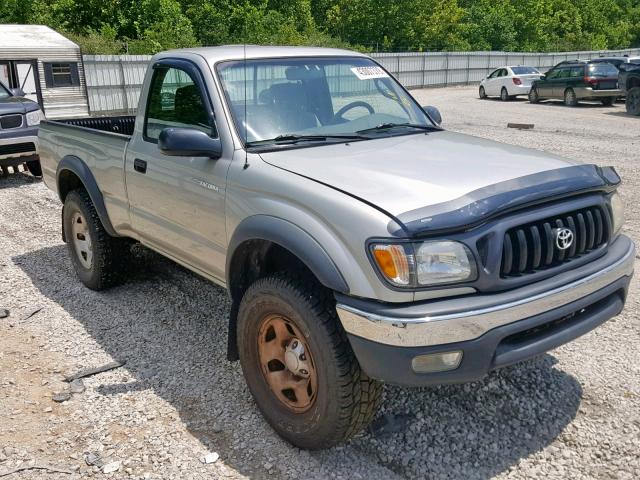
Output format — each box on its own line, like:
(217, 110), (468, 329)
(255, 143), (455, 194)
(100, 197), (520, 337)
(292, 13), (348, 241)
(350, 66), (389, 80)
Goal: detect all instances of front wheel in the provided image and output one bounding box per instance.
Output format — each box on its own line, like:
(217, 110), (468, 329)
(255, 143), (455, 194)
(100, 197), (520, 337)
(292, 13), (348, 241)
(600, 96), (616, 107)
(528, 87), (540, 103)
(26, 159), (42, 177)
(626, 87), (640, 116)
(479, 86), (487, 99)
(564, 88), (578, 107)
(237, 274), (382, 449)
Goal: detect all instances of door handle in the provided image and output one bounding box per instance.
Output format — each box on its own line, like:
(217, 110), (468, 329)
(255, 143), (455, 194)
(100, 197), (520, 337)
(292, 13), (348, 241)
(133, 158), (147, 174)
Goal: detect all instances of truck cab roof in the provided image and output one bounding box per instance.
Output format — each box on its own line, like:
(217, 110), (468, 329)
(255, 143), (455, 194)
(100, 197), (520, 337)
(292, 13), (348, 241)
(156, 45), (369, 64)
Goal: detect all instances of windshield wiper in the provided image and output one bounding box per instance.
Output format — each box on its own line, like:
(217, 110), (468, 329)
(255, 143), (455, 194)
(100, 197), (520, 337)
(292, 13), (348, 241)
(356, 123), (438, 134)
(247, 133), (368, 147)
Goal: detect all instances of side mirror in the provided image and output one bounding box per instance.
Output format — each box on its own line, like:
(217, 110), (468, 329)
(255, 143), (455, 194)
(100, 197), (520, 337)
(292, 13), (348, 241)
(423, 105), (442, 126)
(11, 88), (25, 97)
(158, 127), (222, 158)
(540, 75), (546, 80)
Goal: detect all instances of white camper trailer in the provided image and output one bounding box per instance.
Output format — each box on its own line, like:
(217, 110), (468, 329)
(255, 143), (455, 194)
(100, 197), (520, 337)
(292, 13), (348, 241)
(0, 25), (89, 119)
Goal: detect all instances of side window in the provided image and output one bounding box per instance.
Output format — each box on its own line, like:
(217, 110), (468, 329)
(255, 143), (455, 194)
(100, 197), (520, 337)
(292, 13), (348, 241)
(43, 62), (80, 88)
(570, 66), (584, 78)
(144, 66), (216, 141)
(546, 68), (559, 79)
(488, 69), (500, 79)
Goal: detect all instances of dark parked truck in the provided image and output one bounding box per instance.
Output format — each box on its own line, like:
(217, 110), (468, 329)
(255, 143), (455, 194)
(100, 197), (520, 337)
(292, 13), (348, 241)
(619, 62), (640, 115)
(0, 80), (44, 176)
(38, 47), (634, 449)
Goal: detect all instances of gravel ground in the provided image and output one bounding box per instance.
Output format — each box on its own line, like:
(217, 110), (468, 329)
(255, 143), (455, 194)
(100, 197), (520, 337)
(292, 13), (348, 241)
(1, 86), (639, 480)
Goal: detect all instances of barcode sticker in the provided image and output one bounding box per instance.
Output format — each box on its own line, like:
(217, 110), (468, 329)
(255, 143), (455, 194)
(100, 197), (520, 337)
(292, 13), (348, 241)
(350, 66), (389, 80)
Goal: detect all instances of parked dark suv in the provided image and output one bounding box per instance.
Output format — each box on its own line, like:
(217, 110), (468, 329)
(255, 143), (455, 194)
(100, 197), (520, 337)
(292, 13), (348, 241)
(529, 60), (621, 106)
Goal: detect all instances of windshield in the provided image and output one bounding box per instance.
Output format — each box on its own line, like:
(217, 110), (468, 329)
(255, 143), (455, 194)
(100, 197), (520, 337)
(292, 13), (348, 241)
(216, 57), (434, 147)
(511, 66), (540, 75)
(0, 82), (10, 100)
(588, 63), (618, 76)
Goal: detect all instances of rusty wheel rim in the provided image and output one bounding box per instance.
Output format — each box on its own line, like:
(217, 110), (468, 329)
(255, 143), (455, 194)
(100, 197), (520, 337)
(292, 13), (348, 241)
(257, 314), (318, 413)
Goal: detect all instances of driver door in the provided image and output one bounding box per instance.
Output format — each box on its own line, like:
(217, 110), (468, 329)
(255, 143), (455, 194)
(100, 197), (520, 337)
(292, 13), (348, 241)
(125, 61), (232, 281)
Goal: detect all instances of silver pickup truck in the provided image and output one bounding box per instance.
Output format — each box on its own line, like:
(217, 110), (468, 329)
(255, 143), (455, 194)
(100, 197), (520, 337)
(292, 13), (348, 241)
(39, 46), (634, 449)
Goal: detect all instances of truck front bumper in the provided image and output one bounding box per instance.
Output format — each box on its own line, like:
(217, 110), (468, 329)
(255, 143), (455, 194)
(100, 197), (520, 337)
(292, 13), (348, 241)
(336, 235), (634, 386)
(0, 128), (39, 165)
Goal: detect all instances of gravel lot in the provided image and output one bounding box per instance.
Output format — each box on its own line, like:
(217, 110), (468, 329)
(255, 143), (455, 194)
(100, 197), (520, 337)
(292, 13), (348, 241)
(1, 85), (639, 480)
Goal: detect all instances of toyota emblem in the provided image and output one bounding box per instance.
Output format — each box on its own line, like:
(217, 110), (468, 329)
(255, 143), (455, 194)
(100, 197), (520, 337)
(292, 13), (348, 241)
(555, 228), (574, 250)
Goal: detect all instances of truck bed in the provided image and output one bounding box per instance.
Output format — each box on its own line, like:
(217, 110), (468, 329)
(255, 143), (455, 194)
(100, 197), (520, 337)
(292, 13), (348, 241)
(52, 115), (136, 137)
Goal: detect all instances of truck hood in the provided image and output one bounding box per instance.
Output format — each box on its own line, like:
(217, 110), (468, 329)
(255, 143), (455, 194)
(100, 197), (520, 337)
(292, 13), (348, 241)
(0, 96), (40, 115)
(260, 131), (579, 214)
(259, 131), (618, 235)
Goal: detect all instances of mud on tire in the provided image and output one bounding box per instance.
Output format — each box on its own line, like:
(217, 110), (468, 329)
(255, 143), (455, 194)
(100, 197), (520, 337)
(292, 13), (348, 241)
(237, 273), (382, 449)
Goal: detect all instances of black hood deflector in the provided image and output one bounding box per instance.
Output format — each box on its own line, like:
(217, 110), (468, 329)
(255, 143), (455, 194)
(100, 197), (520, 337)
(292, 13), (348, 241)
(391, 164), (620, 237)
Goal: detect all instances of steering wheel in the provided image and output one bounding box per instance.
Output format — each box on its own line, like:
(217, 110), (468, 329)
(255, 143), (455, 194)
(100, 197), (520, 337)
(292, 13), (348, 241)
(333, 101), (375, 122)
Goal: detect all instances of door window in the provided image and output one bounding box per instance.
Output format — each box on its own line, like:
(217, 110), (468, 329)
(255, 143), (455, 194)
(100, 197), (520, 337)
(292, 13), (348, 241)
(144, 66), (215, 141)
(569, 66), (584, 78)
(488, 69), (500, 79)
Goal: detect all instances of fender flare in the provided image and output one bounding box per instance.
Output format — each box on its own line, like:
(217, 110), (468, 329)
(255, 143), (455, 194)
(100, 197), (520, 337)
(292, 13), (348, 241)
(56, 155), (119, 237)
(226, 215), (350, 295)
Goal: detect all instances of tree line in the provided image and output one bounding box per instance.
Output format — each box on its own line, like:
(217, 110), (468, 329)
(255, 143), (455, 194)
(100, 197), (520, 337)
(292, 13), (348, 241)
(1, 0), (639, 54)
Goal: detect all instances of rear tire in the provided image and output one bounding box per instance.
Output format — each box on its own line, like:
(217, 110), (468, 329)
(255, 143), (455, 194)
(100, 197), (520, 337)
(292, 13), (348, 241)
(500, 87), (511, 101)
(528, 87), (540, 103)
(564, 88), (578, 107)
(479, 86), (487, 99)
(26, 160), (42, 177)
(63, 189), (131, 290)
(626, 87), (640, 116)
(600, 97), (616, 107)
(237, 273), (382, 449)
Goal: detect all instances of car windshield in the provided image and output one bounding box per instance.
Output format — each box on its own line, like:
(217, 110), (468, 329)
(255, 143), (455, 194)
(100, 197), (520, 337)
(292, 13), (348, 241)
(511, 66), (540, 75)
(216, 57), (434, 147)
(588, 63), (618, 76)
(0, 82), (10, 100)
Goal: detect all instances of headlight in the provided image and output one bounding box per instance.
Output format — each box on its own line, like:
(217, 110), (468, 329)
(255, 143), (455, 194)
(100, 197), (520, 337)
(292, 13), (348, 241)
(610, 192), (624, 237)
(26, 109), (45, 126)
(371, 240), (476, 288)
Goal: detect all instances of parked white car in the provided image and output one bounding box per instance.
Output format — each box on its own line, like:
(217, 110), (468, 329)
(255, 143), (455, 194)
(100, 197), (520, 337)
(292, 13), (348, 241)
(479, 66), (543, 101)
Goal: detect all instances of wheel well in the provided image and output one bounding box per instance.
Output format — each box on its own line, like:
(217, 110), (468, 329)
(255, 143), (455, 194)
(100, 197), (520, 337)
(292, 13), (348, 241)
(225, 239), (324, 361)
(58, 169), (84, 201)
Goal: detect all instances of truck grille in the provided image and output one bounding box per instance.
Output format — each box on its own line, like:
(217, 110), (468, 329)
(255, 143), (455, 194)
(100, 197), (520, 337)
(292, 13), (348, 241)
(500, 206), (609, 278)
(0, 142), (36, 156)
(0, 114), (23, 129)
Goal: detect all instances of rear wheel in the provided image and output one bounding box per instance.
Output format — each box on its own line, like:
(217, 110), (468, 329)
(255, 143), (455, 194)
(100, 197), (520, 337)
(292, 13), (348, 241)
(564, 88), (578, 107)
(63, 189), (131, 290)
(237, 274), (382, 449)
(479, 86), (487, 99)
(626, 87), (640, 116)
(500, 87), (511, 101)
(528, 87), (540, 103)
(600, 96), (616, 107)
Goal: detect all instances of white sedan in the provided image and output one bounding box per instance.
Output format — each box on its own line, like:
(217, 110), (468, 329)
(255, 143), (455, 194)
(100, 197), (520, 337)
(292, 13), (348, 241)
(479, 66), (543, 101)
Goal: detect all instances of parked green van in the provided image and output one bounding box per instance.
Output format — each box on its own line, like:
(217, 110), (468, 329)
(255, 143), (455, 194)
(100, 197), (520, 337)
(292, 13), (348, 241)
(529, 60), (621, 106)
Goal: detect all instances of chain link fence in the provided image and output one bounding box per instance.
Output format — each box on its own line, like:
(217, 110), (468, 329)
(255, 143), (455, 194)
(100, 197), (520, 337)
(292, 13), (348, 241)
(83, 48), (640, 115)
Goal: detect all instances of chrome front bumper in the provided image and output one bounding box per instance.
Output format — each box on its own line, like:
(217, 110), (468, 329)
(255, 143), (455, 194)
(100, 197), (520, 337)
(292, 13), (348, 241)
(337, 237), (635, 348)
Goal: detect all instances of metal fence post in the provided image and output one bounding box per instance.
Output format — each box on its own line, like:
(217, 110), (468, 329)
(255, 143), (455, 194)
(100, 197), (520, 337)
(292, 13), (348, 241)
(422, 54), (426, 88)
(466, 54), (470, 84)
(445, 53), (449, 87)
(119, 58), (129, 113)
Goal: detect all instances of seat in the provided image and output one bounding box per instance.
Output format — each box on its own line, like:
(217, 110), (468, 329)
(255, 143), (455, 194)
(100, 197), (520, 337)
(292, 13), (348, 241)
(259, 82), (317, 131)
(174, 84), (208, 127)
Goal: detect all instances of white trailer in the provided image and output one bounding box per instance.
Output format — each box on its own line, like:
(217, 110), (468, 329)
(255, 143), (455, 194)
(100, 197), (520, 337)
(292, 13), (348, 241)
(0, 25), (89, 119)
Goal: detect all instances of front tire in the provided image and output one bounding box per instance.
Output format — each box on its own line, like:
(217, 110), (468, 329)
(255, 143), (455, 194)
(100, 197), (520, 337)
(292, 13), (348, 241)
(479, 86), (487, 99)
(564, 88), (578, 106)
(626, 87), (640, 116)
(26, 159), (42, 177)
(237, 274), (382, 449)
(528, 87), (540, 103)
(63, 189), (130, 290)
